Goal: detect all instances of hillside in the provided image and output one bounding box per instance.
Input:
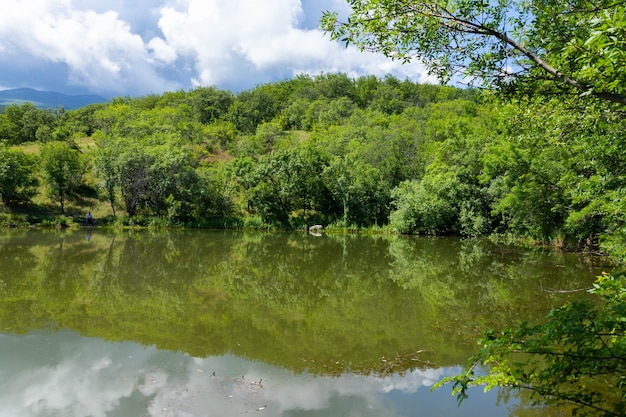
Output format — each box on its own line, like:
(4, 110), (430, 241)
(0, 73), (624, 260)
(0, 88), (106, 110)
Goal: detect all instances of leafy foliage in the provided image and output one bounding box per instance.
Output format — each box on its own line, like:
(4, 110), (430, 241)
(322, 1), (626, 105)
(40, 141), (86, 214)
(435, 273), (626, 416)
(0, 103), (58, 144)
(0, 145), (37, 205)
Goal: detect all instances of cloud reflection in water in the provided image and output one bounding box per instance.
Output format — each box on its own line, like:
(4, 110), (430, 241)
(0, 330), (491, 417)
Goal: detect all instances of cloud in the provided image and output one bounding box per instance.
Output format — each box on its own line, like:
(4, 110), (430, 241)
(147, 37), (178, 65)
(155, 0), (309, 86)
(0, 0), (435, 96)
(0, 0), (181, 95)
(155, 0), (436, 89)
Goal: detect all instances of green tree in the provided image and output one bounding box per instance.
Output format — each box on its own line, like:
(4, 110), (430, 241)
(144, 144), (199, 220)
(40, 141), (86, 214)
(318, 97), (356, 128)
(253, 122), (285, 153)
(480, 103), (571, 240)
(229, 156), (258, 213)
(389, 172), (459, 235)
(314, 108), (423, 187)
(314, 72), (357, 101)
(279, 97), (311, 130)
(322, 1), (626, 105)
(203, 120), (237, 150)
(228, 88), (278, 133)
(0, 104), (27, 144)
(189, 86), (234, 124)
(0, 145), (38, 205)
(473, 98), (626, 247)
(117, 146), (153, 217)
(22, 104), (55, 143)
(388, 99), (496, 236)
(0, 103), (57, 144)
(369, 79), (406, 115)
(195, 163), (235, 222)
(247, 152), (292, 225)
(35, 125), (53, 143)
(93, 136), (121, 216)
(56, 103), (105, 138)
(284, 145), (332, 226)
(323, 155), (389, 227)
(245, 147), (331, 226)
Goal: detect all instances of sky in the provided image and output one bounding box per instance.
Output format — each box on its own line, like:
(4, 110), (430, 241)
(0, 0), (436, 98)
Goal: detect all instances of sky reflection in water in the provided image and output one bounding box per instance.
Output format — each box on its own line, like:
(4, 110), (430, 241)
(0, 330), (508, 417)
(0, 230), (606, 416)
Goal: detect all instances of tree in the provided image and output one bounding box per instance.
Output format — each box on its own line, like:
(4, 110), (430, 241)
(283, 145), (332, 226)
(195, 164), (235, 222)
(40, 141), (86, 214)
(228, 88), (278, 133)
(144, 144), (199, 220)
(61, 103), (106, 138)
(0, 145), (38, 205)
(117, 146), (153, 217)
(314, 72), (357, 101)
(245, 147), (331, 226)
(0, 105), (26, 144)
(189, 86), (234, 124)
(435, 273), (626, 416)
(322, 1), (626, 105)
(389, 172), (460, 235)
(93, 136), (121, 216)
(323, 155), (389, 227)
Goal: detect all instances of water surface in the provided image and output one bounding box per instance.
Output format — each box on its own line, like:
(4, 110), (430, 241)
(0, 230), (609, 416)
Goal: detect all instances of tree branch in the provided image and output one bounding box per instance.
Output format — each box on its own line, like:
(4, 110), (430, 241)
(421, 9), (626, 105)
(328, 3), (626, 106)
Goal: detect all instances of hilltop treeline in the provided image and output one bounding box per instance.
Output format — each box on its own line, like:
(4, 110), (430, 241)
(1, 73), (625, 254)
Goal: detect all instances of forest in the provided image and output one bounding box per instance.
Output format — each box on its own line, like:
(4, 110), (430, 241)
(0, 72), (625, 258)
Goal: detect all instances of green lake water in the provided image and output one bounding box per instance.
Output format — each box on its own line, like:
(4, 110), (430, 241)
(0, 230), (611, 416)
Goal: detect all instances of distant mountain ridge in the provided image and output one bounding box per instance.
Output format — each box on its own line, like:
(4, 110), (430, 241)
(0, 88), (107, 110)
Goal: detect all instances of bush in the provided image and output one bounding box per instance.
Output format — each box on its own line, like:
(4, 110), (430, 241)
(389, 177), (457, 234)
(242, 216), (274, 231)
(0, 213), (30, 228)
(40, 215), (77, 229)
(114, 215), (151, 228)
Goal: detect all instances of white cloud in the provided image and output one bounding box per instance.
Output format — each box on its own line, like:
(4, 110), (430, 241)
(0, 0), (181, 95)
(147, 37), (178, 64)
(154, 0), (308, 85)
(0, 0), (435, 96)
(155, 0), (436, 90)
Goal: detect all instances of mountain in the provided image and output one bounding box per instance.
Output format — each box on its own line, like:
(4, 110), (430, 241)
(0, 88), (107, 110)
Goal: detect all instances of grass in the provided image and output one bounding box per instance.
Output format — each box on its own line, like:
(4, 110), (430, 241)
(1, 196), (116, 227)
(74, 136), (97, 152)
(16, 141), (41, 154)
(13, 137), (96, 154)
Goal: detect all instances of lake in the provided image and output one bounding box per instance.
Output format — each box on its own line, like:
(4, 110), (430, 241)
(0, 229), (610, 416)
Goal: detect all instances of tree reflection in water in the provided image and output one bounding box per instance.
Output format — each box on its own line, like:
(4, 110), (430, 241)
(0, 230), (609, 416)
